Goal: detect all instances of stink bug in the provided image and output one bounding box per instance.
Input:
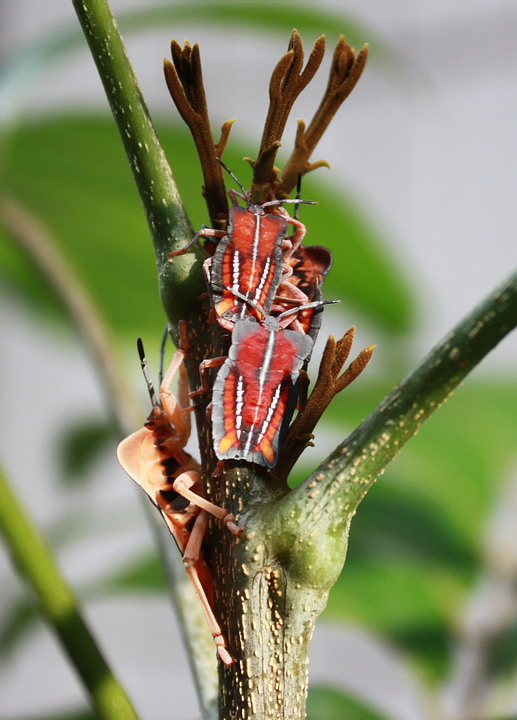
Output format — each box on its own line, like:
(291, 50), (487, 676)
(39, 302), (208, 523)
(276, 244), (333, 344)
(117, 323), (240, 664)
(169, 161), (316, 332)
(208, 295), (338, 467)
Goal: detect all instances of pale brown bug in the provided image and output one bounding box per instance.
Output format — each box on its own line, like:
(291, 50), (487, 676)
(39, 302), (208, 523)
(117, 321), (240, 665)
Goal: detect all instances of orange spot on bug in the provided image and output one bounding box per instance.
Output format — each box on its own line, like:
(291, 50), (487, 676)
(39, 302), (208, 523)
(219, 432), (238, 454)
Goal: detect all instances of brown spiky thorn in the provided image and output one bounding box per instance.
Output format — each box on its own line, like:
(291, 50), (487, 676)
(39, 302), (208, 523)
(249, 30), (326, 204)
(277, 37), (368, 196)
(164, 41), (231, 230)
(276, 327), (375, 479)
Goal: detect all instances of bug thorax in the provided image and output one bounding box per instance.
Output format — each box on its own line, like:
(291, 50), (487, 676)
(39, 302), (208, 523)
(247, 203), (266, 216)
(262, 315), (280, 332)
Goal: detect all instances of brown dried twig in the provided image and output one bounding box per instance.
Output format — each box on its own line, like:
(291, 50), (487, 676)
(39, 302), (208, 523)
(276, 327), (374, 478)
(277, 37), (368, 196)
(164, 41), (231, 229)
(249, 30), (326, 202)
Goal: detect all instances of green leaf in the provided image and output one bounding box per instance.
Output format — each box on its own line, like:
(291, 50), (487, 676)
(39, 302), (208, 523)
(104, 552), (166, 593)
(318, 378), (517, 679)
(307, 684), (390, 720)
(1, 113), (413, 338)
(0, 599), (37, 658)
(58, 418), (114, 483)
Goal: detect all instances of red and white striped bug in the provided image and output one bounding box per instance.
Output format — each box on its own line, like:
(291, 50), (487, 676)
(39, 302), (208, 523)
(204, 293), (338, 468)
(275, 243), (333, 349)
(117, 323), (241, 665)
(169, 163), (317, 332)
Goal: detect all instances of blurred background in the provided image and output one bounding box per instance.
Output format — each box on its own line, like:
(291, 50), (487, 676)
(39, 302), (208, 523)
(0, 1), (516, 719)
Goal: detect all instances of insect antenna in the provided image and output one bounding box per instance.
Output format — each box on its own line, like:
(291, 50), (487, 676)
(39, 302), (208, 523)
(216, 157), (247, 198)
(294, 173), (302, 221)
(260, 197), (317, 210)
(137, 338), (159, 407)
(158, 325), (169, 387)
(277, 298), (340, 322)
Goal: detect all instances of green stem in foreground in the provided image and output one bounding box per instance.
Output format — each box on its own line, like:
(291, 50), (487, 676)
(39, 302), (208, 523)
(71, 0), (203, 324)
(71, 0), (219, 712)
(0, 463), (139, 720)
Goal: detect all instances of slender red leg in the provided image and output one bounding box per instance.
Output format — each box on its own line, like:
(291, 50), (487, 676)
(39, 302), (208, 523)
(189, 356), (227, 397)
(182, 510), (234, 665)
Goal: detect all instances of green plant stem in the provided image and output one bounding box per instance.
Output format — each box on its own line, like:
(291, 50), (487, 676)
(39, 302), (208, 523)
(71, 1), (220, 713)
(1, 190), (218, 718)
(276, 271), (517, 544)
(71, 0), (203, 324)
(0, 463), (139, 720)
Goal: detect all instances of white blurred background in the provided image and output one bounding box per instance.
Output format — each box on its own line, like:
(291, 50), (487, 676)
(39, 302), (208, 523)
(0, 2), (516, 719)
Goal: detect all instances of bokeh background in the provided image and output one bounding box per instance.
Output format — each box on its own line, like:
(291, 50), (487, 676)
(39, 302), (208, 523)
(1, 2), (516, 719)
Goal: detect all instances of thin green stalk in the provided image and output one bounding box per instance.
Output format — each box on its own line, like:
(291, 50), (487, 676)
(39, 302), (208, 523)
(275, 271), (517, 545)
(71, 1), (219, 712)
(1, 191), (218, 718)
(71, 0), (202, 325)
(0, 463), (138, 720)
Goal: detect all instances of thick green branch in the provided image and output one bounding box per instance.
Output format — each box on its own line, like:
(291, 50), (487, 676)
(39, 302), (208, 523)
(280, 271), (517, 537)
(71, 0), (203, 323)
(0, 463), (138, 719)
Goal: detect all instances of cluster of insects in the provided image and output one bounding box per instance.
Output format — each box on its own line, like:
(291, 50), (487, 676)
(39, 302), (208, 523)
(117, 167), (335, 665)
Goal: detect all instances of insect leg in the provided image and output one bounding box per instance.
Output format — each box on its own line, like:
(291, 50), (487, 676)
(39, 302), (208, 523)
(182, 510), (234, 665)
(168, 228), (225, 259)
(173, 470), (242, 535)
(160, 322), (191, 443)
(189, 356), (227, 397)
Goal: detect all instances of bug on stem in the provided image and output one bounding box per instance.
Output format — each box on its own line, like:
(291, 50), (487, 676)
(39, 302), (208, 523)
(170, 163), (317, 332)
(117, 323), (241, 664)
(199, 291), (338, 468)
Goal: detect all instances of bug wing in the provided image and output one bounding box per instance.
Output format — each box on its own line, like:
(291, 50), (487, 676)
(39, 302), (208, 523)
(117, 427), (159, 500)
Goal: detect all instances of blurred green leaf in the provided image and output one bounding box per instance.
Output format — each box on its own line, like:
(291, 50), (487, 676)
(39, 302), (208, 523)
(58, 417), (114, 483)
(105, 551), (166, 593)
(307, 684), (390, 720)
(318, 378), (517, 678)
(492, 618), (517, 677)
(1, 114), (413, 338)
(0, 599), (37, 658)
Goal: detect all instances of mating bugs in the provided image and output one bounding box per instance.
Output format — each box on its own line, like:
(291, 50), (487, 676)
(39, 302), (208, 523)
(276, 243), (333, 346)
(116, 323), (240, 664)
(169, 163), (316, 332)
(208, 294), (337, 467)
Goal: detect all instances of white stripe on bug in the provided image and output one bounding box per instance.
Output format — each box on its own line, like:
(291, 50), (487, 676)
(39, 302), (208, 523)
(256, 329), (276, 391)
(235, 377), (244, 434)
(254, 255), (271, 301)
(232, 249), (241, 289)
(257, 384), (282, 443)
